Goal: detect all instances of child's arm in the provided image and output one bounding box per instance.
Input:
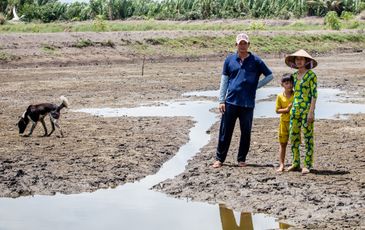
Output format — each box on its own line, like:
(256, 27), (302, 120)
(276, 103), (292, 114)
(275, 95), (292, 114)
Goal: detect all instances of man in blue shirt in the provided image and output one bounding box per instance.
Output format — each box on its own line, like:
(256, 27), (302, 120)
(212, 33), (273, 168)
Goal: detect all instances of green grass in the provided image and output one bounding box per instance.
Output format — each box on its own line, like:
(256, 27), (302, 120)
(1, 20), (364, 58)
(41, 43), (61, 54)
(2, 19), (364, 33)
(72, 39), (94, 48)
(130, 33), (365, 56)
(0, 51), (17, 61)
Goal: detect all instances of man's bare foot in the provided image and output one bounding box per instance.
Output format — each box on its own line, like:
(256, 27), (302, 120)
(212, 161), (223, 168)
(238, 162), (247, 167)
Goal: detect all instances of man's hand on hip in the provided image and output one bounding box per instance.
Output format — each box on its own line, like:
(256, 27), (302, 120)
(219, 103), (226, 113)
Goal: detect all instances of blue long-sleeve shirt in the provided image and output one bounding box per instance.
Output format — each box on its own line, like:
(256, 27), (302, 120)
(218, 52), (273, 108)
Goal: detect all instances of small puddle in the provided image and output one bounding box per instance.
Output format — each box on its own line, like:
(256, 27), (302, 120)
(1, 87), (362, 229)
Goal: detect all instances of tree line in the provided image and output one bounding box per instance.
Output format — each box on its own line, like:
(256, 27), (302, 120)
(0, 0), (364, 23)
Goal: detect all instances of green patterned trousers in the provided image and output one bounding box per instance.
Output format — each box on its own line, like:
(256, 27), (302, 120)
(289, 112), (314, 169)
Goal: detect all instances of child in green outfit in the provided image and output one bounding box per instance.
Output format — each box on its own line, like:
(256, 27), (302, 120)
(275, 73), (294, 172)
(285, 49), (318, 174)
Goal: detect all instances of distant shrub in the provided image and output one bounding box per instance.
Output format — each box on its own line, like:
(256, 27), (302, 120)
(93, 15), (108, 32)
(100, 40), (115, 48)
(145, 38), (167, 45)
(0, 13), (5, 25)
(340, 11), (354, 20)
(325, 11), (341, 30)
(249, 21), (265, 30)
(38, 2), (67, 23)
(0, 52), (17, 62)
(42, 44), (56, 51)
(41, 43), (60, 52)
(360, 10), (365, 20)
(347, 20), (360, 29)
(71, 17), (81, 21)
(21, 3), (40, 22)
(185, 11), (202, 20)
(278, 10), (293, 20)
(73, 39), (94, 48)
(0, 52), (8, 61)
(360, 3), (365, 12)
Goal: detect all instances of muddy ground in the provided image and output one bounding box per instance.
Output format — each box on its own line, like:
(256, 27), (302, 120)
(0, 28), (364, 229)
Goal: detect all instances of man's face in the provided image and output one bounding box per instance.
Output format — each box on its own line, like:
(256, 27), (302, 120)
(236, 40), (249, 53)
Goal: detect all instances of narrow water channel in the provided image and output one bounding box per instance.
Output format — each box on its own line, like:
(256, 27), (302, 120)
(1, 87), (363, 230)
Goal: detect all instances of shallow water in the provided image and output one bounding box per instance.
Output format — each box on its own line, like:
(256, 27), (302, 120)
(1, 87), (362, 230)
(0, 100), (290, 230)
(184, 87), (365, 119)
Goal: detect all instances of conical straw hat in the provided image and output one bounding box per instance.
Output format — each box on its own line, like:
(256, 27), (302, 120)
(285, 49), (318, 69)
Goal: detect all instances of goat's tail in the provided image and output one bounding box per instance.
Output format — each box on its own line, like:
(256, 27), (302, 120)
(58, 96), (69, 110)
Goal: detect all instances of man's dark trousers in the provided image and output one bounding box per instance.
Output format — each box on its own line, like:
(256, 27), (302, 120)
(216, 103), (254, 163)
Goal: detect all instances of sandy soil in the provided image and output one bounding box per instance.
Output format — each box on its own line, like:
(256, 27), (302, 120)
(0, 28), (364, 229)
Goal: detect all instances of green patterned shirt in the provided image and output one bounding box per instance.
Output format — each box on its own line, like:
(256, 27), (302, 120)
(292, 69), (318, 115)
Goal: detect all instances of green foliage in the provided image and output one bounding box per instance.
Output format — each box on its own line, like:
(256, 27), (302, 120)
(360, 2), (365, 11)
(65, 2), (91, 21)
(100, 39), (115, 48)
(42, 43), (56, 51)
(0, 13), (5, 25)
(324, 11), (341, 30)
(145, 38), (168, 45)
(1, 0), (365, 22)
(21, 3), (40, 22)
(249, 21), (265, 30)
(111, 0), (134, 19)
(93, 14), (108, 31)
(89, 0), (104, 17)
(73, 39), (94, 48)
(41, 43), (60, 53)
(340, 11), (354, 20)
(0, 52), (9, 61)
(344, 20), (360, 29)
(3, 18), (364, 33)
(39, 2), (67, 22)
(0, 51), (16, 61)
(129, 33), (365, 57)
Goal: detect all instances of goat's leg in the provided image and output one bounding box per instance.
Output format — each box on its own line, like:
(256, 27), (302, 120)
(40, 119), (48, 136)
(48, 117), (55, 137)
(25, 122), (37, 137)
(54, 122), (64, 138)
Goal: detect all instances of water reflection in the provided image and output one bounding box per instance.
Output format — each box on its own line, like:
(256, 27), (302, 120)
(219, 204), (292, 230)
